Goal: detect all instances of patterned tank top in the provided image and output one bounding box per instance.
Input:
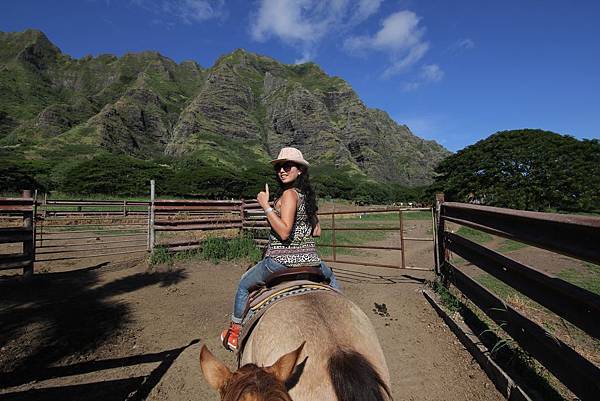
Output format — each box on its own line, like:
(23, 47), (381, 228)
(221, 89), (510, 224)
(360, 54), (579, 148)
(264, 189), (321, 267)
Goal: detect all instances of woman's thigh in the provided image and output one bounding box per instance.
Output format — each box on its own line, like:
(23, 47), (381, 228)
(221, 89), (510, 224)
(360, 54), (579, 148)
(239, 257), (286, 287)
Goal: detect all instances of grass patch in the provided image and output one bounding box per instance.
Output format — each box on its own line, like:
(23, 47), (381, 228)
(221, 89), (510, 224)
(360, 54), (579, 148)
(456, 226), (494, 244)
(316, 228), (386, 257)
(431, 279), (462, 313)
(201, 236), (262, 263)
(496, 239), (529, 253)
(557, 262), (600, 295)
(149, 246), (172, 266)
(403, 210), (433, 220)
(475, 273), (521, 300)
(149, 235), (262, 266)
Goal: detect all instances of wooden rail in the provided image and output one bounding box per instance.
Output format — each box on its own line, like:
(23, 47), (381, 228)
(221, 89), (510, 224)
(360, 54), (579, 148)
(437, 199), (600, 401)
(151, 199), (243, 250)
(0, 191), (35, 275)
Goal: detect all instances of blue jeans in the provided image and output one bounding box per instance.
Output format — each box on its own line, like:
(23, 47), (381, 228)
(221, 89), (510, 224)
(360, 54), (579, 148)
(231, 257), (340, 323)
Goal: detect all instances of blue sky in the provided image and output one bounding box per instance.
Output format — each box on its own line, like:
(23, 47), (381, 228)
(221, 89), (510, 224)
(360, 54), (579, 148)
(2, 0), (599, 151)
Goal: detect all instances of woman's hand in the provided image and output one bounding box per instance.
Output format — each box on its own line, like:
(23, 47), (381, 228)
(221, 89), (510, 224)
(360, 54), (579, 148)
(256, 183), (270, 209)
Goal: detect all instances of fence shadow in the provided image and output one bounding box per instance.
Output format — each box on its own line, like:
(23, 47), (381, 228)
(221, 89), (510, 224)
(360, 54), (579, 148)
(0, 340), (199, 401)
(0, 263), (188, 388)
(333, 266), (428, 285)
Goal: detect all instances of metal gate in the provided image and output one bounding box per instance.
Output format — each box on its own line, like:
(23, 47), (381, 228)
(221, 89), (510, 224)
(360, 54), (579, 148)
(35, 199), (149, 266)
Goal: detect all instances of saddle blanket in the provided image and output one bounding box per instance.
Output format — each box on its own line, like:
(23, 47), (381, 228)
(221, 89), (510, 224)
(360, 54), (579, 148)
(237, 280), (337, 355)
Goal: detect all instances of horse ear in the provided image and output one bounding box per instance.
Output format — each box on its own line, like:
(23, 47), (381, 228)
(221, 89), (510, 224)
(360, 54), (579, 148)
(200, 345), (232, 391)
(266, 341), (305, 382)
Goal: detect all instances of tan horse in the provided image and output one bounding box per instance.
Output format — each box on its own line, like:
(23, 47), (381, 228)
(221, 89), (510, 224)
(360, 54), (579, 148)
(201, 290), (392, 401)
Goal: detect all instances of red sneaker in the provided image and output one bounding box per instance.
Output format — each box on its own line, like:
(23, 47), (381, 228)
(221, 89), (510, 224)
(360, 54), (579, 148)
(220, 322), (241, 351)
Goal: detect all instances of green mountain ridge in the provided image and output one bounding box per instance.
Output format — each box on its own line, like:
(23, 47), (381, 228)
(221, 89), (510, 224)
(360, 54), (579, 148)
(0, 29), (450, 193)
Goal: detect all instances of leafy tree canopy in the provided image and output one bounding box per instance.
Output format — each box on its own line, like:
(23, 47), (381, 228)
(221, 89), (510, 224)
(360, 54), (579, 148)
(1, 151), (426, 204)
(431, 129), (600, 212)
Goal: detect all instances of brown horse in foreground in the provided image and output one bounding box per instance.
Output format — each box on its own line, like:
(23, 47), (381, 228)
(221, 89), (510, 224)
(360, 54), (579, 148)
(201, 290), (392, 401)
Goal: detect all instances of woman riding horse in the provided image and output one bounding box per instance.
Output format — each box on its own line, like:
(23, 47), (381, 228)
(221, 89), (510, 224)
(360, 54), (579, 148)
(221, 147), (339, 351)
(204, 148), (391, 401)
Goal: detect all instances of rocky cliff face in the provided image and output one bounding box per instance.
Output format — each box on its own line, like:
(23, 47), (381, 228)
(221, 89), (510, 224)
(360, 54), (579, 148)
(0, 29), (449, 186)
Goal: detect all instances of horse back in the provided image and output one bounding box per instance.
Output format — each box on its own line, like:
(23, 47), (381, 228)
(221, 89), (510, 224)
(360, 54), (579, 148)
(241, 291), (391, 401)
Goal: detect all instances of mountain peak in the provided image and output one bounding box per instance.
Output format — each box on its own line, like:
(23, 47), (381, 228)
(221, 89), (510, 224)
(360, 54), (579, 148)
(1, 28), (61, 64)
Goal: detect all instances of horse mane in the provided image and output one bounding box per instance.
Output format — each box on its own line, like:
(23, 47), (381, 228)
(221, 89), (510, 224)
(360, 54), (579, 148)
(328, 348), (393, 401)
(221, 364), (293, 401)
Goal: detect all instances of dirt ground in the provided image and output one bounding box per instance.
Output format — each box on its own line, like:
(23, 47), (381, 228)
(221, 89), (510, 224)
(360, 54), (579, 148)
(0, 218), (507, 401)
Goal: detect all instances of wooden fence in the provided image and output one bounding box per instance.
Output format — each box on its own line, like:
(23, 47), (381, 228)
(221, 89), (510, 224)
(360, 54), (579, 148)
(1, 188), (433, 272)
(0, 191), (36, 275)
(435, 195), (600, 401)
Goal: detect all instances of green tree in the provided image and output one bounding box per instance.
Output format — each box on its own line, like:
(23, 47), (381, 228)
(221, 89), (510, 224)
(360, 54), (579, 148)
(59, 153), (172, 195)
(431, 129), (600, 212)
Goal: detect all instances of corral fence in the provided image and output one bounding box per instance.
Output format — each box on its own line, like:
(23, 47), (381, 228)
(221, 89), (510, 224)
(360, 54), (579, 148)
(317, 207), (433, 271)
(35, 197), (149, 264)
(434, 193), (600, 401)
(1, 184), (434, 273)
(241, 200), (435, 271)
(0, 190), (35, 276)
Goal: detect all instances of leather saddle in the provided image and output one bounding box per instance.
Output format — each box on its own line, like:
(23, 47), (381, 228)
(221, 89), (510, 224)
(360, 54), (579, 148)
(236, 266), (336, 355)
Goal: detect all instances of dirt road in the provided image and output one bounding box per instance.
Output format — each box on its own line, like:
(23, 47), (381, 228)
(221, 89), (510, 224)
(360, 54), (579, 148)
(0, 246), (503, 401)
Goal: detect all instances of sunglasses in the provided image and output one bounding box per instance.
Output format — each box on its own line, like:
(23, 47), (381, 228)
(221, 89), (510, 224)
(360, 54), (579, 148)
(274, 162), (297, 172)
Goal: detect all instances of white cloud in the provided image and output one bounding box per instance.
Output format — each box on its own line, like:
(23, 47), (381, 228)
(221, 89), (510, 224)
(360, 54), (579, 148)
(165, 0), (226, 23)
(344, 10), (429, 77)
(349, 0), (383, 25)
(401, 81), (421, 92)
(251, 0), (324, 44)
(250, 0), (382, 62)
(448, 38), (475, 53)
(421, 64), (444, 82)
(401, 64), (444, 92)
(132, 0), (226, 24)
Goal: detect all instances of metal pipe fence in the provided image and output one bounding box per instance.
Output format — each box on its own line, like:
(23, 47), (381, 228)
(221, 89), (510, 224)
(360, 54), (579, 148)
(318, 207), (434, 271)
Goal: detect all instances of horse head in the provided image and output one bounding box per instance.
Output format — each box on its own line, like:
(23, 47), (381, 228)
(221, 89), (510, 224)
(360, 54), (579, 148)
(200, 342), (305, 401)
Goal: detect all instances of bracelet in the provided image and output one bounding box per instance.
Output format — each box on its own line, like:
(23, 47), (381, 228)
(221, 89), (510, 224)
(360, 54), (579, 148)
(264, 207), (273, 214)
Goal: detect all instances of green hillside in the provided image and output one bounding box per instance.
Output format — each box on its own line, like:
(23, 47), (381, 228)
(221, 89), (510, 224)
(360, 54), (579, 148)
(0, 29), (449, 201)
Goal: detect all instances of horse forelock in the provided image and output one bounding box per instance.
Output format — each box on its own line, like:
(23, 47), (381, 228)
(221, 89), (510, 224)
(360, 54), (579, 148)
(220, 364), (292, 401)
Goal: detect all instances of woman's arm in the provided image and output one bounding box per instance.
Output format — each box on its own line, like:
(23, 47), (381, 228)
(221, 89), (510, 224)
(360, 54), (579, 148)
(257, 188), (297, 241)
(312, 222), (321, 237)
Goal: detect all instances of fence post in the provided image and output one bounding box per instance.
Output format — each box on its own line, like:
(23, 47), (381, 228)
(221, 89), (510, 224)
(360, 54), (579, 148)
(434, 192), (446, 283)
(149, 180), (155, 251)
(399, 210), (405, 269)
(431, 206), (437, 273)
(22, 190), (34, 277)
(43, 192), (47, 219)
(239, 199), (245, 237)
(332, 204), (337, 262)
